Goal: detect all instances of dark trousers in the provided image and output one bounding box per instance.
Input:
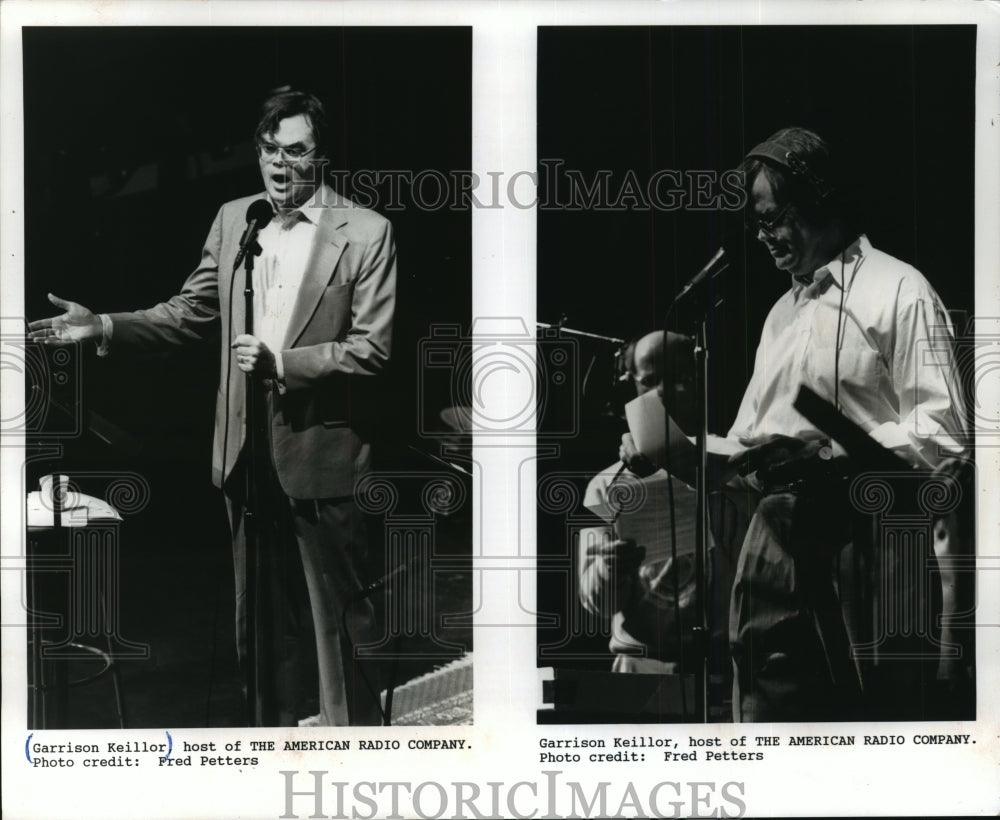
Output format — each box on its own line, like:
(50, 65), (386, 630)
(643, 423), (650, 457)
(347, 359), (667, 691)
(726, 480), (864, 722)
(225, 447), (382, 727)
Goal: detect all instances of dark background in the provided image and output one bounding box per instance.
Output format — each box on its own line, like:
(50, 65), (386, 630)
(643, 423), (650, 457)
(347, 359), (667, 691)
(22, 27), (472, 727)
(536, 26), (976, 682)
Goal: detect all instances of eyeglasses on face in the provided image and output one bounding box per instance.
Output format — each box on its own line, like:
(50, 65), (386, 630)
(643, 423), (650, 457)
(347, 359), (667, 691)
(745, 200), (793, 236)
(257, 142), (318, 161)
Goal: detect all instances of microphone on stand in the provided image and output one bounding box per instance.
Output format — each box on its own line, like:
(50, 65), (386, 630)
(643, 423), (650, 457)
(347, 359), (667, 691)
(234, 199), (275, 270)
(671, 247), (729, 309)
(236, 196), (273, 726)
(660, 245), (730, 722)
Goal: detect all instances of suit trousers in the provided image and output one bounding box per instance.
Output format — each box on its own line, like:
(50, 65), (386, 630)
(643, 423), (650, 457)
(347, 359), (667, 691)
(225, 424), (382, 726)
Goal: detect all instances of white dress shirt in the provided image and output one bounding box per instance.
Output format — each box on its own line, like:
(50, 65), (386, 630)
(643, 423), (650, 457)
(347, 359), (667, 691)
(254, 196), (324, 379)
(727, 235), (967, 467)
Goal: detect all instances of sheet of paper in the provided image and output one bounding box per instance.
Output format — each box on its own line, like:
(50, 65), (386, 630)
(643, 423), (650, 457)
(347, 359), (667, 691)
(625, 391), (697, 478)
(612, 470), (699, 562)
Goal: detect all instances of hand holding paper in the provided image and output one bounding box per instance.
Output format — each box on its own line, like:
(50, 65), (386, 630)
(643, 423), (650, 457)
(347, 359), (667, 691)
(623, 391), (744, 488)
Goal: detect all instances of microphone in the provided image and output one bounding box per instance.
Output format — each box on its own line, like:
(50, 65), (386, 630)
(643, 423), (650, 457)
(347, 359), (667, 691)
(234, 199), (274, 270)
(672, 247), (729, 306)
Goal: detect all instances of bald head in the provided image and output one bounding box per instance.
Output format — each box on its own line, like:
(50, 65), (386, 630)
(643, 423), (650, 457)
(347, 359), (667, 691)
(631, 331), (664, 395)
(627, 331), (694, 395)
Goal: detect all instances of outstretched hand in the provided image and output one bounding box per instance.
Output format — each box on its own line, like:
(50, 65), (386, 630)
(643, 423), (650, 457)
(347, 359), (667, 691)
(27, 293), (102, 345)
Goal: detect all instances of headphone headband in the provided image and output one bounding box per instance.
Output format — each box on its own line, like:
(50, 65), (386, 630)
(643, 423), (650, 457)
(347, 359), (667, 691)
(745, 136), (833, 203)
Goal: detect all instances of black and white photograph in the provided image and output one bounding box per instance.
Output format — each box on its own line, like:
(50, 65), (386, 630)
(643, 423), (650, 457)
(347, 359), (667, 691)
(536, 24), (978, 724)
(17, 25), (472, 730)
(2, 2), (998, 819)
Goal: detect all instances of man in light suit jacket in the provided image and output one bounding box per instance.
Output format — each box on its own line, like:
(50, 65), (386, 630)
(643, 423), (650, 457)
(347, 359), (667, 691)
(29, 90), (396, 727)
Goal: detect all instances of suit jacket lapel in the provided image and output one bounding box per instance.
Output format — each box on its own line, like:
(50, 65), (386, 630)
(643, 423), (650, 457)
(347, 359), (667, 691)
(283, 191), (350, 348)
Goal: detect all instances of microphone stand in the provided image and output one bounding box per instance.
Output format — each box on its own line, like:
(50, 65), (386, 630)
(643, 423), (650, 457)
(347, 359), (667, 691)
(242, 236), (263, 727)
(535, 321), (626, 346)
(666, 250), (728, 723)
(660, 318), (710, 723)
(691, 318), (709, 723)
(536, 321), (628, 419)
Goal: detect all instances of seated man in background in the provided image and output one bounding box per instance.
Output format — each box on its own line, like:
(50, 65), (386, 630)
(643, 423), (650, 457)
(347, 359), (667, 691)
(577, 331), (740, 693)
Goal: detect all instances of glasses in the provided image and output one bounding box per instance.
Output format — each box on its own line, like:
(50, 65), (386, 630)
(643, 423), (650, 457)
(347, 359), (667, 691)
(745, 201), (793, 236)
(257, 142), (318, 162)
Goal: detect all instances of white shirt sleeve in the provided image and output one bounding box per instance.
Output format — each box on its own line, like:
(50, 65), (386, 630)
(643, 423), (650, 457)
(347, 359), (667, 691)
(868, 280), (968, 466)
(96, 313), (113, 357)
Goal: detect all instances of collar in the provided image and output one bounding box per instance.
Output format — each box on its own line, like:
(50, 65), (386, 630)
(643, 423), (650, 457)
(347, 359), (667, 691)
(266, 183), (344, 227)
(792, 234), (868, 300)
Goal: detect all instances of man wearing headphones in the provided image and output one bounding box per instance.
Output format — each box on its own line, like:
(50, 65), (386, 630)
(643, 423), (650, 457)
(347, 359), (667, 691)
(718, 128), (967, 721)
